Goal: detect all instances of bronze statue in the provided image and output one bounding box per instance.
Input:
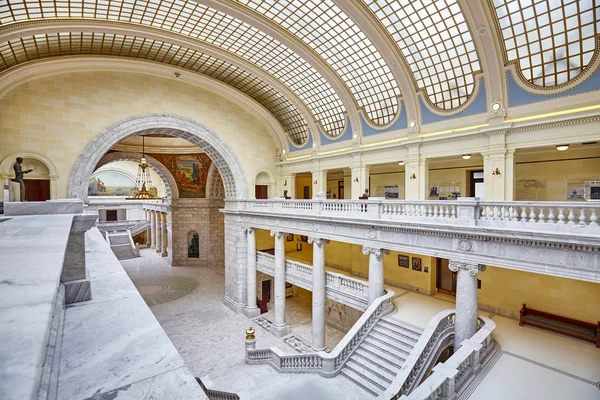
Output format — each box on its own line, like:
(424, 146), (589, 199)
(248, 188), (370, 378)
(11, 157), (32, 201)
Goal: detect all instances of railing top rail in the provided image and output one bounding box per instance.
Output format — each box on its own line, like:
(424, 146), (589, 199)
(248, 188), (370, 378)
(479, 200), (600, 207)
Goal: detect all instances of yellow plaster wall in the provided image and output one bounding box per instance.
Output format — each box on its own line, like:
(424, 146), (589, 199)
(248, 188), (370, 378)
(255, 229), (274, 251)
(295, 176), (312, 199)
(479, 266), (600, 323)
(370, 173), (406, 199)
(0, 71), (277, 198)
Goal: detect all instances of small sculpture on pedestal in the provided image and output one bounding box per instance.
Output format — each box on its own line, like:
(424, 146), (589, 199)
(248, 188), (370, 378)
(282, 190), (290, 199)
(11, 157), (33, 202)
(359, 188), (369, 200)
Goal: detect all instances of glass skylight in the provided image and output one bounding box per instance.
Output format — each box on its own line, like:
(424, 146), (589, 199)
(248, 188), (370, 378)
(362, 0), (481, 110)
(0, 0), (346, 136)
(0, 32), (310, 145)
(234, 0), (401, 126)
(491, 0), (599, 87)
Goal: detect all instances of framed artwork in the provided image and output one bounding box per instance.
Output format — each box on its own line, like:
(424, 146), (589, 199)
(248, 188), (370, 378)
(398, 255), (409, 268)
(286, 233), (294, 242)
(300, 235), (308, 242)
(412, 257), (422, 272)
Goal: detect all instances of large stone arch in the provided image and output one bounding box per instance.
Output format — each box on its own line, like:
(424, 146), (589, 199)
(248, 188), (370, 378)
(68, 114), (248, 200)
(96, 152), (179, 200)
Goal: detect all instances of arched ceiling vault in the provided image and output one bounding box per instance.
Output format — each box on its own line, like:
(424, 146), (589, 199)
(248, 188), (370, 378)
(0, 20), (321, 148)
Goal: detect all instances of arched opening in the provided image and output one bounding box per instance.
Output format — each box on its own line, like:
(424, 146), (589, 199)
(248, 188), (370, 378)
(253, 169), (275, 199)
(188, 231), (200, 258)
(1, 152), (59, 202)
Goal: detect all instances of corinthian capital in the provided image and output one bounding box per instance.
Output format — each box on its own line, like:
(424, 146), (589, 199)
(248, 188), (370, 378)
(246, 227), (254, 234)
(448, 261), (486, 276)
(270, 230), (282, 239)
(308, 237), (330, 246)
(362, 246), (390, 259)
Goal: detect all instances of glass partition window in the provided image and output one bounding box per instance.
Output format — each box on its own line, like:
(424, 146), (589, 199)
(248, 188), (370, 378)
(0, 0), (346, 137)
(361, 0), (481, 110)
(0, 32), (309, 144)
(234, 0), (401, 126)
(491, 0), (600, 87)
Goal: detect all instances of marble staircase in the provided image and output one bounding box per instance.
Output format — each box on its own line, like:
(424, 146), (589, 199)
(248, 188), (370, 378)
(108, 233), (138, 260)
(341, 316), (422, 396)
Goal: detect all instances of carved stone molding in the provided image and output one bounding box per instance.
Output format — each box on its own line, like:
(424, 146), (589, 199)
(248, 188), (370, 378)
(457, 239), (473, 252)
(449, 261), (486, 276)
(307, 237), (330, 246)
(361, 246), (391, 259)
(246, 227), (254, 234)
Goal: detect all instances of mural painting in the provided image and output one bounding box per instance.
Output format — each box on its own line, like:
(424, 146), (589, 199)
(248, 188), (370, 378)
(150, 153), (212, 198)
(88, 171), (137, 196)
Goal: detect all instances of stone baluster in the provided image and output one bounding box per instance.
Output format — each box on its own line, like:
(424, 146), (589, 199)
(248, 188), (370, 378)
(590, 209), (598, 226)
(362, 246), (390, 304)
(579, 208), (587, 225)
(270, 230), (291, 337)
(308, 237), (329, 351)
(567, 208), (576, 225)
(449, 260), (486, 349)
(557, 207), (565, 224)
(245, 228), (260, 318)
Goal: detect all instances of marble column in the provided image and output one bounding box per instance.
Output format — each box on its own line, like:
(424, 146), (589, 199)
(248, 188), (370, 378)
(160, 213), (168, 257)
(270, 230), (290, 337)
(362, 246), (389, 304)
(308, 237), (328, 351)
(449, 260), (486, 349)
(155, 212), (163, 254)
(245, 228), (260, 317)
(150, 210), (156, 249)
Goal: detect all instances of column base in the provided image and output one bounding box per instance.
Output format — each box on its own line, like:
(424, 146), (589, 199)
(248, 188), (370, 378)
(271, 324), (291, 338)
(243, 307), (261, 318)
(161, 250), (168, 257)
(311, 345), (326, 352)
(223, 296), (244, 314)
(63, 279), (92, 304)
(156, 249), (162, 254)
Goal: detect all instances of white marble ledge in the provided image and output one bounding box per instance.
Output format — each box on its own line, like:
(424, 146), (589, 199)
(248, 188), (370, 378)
(57, 228), (205, 399)
(0, 214), (74, 400)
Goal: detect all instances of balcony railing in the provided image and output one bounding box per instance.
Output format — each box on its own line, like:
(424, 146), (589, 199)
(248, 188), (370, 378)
(256, 252), (369, 311)
(227, 199), (600, 233)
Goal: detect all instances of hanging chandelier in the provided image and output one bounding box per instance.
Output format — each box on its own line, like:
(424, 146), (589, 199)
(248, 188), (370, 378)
(127, 136), (160, 200)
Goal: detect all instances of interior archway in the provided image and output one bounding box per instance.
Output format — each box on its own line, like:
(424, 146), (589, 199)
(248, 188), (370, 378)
(67, 114), (248, 201)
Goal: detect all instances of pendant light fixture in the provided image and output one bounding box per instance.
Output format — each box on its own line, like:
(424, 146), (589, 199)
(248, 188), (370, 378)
(127, 136), (159, 200)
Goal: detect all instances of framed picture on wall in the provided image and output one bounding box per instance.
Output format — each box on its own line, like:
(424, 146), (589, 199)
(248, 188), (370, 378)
(286, 233), (294, 242)
(398, 255), (409, 268)
(412, 257), (422, 271)
(300, 235), (308, 242)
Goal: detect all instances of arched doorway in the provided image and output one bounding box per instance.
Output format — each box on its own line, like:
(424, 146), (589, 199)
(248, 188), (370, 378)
(0, 152), (59, 202)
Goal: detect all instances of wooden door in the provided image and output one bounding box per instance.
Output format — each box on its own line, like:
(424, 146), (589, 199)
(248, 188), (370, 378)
(338, 181), (344, 199)
(262, 280), (271, 302)
(106, 210), (118, 221)
(255, 185), (268, 199)
(24, 179), (50, 201)
(436, 258), (456, 296)
(469, 170), (484, 198)
(303, 186), (310, 199)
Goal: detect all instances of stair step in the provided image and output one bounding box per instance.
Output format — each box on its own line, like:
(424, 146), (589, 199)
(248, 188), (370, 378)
(349, 353), (397, 381)
(353, 348), (403, 373)
(341, 364), (385, 396)
(372, 325), (418, 346)
(368, 332), (413, 355)
(362, 339), (407, 363)
(345, 360), (391, 389)
(379, 318), (422, 339)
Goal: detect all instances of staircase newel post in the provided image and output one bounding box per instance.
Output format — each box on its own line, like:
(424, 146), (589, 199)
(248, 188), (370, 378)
(322, 357), (335, 376)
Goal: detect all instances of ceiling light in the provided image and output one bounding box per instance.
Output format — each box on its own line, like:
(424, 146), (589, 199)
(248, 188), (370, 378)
(282, 149), (286, 154)
(409, 120), (416, 128)
(462, 154), (472, 160)
(312, 142), (317, 148)
(353, 133), (358, 140)
(556, 145), (569, 151)
(398, 161), (405, 166)
(491, 102), (501, 111)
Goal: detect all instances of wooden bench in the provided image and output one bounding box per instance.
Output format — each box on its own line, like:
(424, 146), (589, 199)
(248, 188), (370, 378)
(519, 304), (599, 348)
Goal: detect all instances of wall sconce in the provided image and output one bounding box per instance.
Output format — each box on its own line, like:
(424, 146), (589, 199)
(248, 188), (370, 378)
(492, 168), (501, 176)
(314, 180), (318, 185)
(353, 177), (359, 183)
(283, 179), (287, 186)
(409, 173), (417, 180)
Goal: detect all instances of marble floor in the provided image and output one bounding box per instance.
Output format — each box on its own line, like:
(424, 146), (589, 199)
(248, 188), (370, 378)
(122, 250), (600, 400)
(121, 249), (373, 400)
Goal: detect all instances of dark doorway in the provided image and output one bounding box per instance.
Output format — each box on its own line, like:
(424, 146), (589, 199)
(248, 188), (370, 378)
(338, 181), (344, 199)
(262, 280), (271, 302)
(436, 258), (456, 296)
(469, 170), (484, 198)
(106, 209), (118, 222)
(255, 185), (268, 199)
(303, 186), (310, 199)
(24, 179), (50, 202)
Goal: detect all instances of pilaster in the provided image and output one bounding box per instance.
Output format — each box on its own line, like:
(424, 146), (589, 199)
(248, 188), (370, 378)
(244, 227), (260, 318)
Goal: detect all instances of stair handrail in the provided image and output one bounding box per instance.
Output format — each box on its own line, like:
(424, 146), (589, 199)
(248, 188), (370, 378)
(195, 377), (240, 400)
(399, 316), (496, 400)
(245, 289), (395, 377)
(127, 229), (140, 257)
(382, 309), (456, 399)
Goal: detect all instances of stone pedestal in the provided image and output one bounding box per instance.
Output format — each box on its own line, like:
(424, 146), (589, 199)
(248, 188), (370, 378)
(309, 237), (328, 351)
(244, 228), (260, 318)
(450, 261), (485, 348)
(363, 247), (389, 304)
(271, 230), (290, 337)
